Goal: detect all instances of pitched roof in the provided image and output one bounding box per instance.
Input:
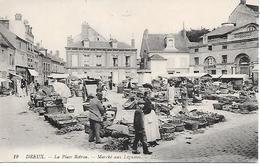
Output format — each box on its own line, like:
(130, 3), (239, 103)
(246, 4), (259, 12)
(207, 25), (236, 37)
(0, 24), (17, 48)
(207, 23), (258, 37)
(0, 34), (10, 47)
(149, 54), (167, 60)
(145, 31), (190, 52)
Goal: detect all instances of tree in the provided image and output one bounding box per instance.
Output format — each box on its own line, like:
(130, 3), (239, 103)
(186, 28), (210, 42)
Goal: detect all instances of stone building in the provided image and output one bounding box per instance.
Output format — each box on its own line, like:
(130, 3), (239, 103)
(65, 22), (137, 83)
(49, 51), (66, 74)
(189, 0), (258, 79)
(138, 28), (191, 83)
(0, 23), (28, 78)
(0, 13), (38, 82)
(0, 32), (15, 79)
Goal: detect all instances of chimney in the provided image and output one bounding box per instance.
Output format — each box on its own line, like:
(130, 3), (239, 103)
(131, 38), (135, 48)
(15, 13), (22, 21)
(203, 34), (208, 44)
(240, 0), (246, 5)
(81, 22), (89, 40)
(0, 18), (10, 29)
(67, 35), (73, 46)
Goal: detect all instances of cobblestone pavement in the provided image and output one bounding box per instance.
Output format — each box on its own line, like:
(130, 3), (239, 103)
(0, 91), (258, 162)
(152, 114), (258, 162)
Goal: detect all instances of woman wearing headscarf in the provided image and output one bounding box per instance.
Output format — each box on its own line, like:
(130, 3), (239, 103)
(143, 91), (160, 147)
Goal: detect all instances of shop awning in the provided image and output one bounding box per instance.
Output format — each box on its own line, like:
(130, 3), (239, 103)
(28, 69), (39, 76)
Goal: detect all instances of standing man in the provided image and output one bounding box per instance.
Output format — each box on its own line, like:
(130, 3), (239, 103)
(132, 100), (153, 155)
(88, 92), (106, 144)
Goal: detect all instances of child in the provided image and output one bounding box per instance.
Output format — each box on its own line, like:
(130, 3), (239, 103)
(132, 100), (152, 155)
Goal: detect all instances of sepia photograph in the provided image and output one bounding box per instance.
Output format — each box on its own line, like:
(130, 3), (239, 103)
(0, 0), (258, 163)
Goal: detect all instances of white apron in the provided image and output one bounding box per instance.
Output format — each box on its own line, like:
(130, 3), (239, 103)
(144, 110), (160, 142)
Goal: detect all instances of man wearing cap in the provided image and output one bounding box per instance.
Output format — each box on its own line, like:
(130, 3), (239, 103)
(88, 92), (106, 144)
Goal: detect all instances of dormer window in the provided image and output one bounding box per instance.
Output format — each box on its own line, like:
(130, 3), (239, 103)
(165, 34), (176, 50)
(168, 39), (174, 47)
(82, 40), (89, 47)
(247, 26), (256, 32)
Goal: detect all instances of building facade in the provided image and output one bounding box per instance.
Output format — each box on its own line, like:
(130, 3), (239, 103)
(189, 0), (258, 78)
(138, 28), (191, 83)
(0, 33), (15, 79)
(65, 22), (137, 83)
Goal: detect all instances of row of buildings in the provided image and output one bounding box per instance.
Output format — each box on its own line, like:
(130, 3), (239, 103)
(65, 0), (258, 84)
(0, 13), (66, 85)
(138, 0), (259, 83)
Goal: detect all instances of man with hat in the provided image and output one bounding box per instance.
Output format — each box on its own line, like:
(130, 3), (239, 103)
(88, 92), (106, 144)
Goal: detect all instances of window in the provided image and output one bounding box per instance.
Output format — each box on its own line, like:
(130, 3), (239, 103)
(96, 55), (102, 66)
(195, 48), (199, 52)
(208, 45), (212, 51)
(194, 71), (199, 73)
(168, 39), (174, 47)
(194, 57), (199, 65)
(222, 70), (227, 74)
(247, 26), (256, 31)
(113, 57), (118, 67)
(9, 54), (14, 66)
(211, 70), (216, 75)
(125, 56), (130, 67)
(222, 55), (227, 64)
(222, 45), (227, 49)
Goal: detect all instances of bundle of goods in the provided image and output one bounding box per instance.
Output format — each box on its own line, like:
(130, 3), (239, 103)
(103, 137), (131, 151)
(158, 122), (176, 141)
(45, 101), (65, 115)
(123, 96), (137, 110)
(44, 114), (78, 129)
(203, 94), (218, 100)
(153, 92), (168, 103)
(168, 117), (185, 132)
(155, 103), (173, 115)
(213, 95), (258, 114)
(33, 107), (46, 115)
(160, 122), (176, 134)
(219, 84), (229, 94)
(123, 88), (131, 98)
(55, 124), (84, 135)
(106, 124), (131, 138)
(160, 133), (175, 141)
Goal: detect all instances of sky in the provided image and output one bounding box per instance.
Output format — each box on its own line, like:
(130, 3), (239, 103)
(0, 0), (258, 60)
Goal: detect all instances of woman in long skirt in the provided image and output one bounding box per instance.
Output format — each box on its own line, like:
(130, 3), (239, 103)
(143, 91), (160, 147)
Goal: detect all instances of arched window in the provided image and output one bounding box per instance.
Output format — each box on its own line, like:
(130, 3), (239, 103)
(204, 56), (216, 67)
(247, 26), (256, 32)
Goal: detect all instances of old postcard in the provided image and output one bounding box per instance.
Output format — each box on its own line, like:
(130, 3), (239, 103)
(0, 0), (258, 163)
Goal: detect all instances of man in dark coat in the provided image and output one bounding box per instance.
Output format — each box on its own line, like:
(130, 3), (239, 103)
(132, 100), (152, 155)
(88, 92), (106, 144)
